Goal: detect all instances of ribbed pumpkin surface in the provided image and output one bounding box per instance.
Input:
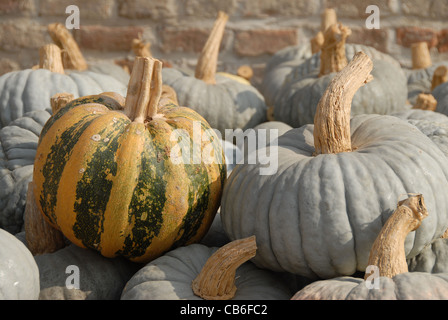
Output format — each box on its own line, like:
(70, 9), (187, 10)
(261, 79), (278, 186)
(33, 94), (226, 263)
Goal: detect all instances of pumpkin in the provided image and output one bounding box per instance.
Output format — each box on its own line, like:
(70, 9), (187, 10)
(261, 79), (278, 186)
(273, 24), (407, 127)
(432, 80), (448, 116)
(161, 11), (268, 136)
(221, 139), (243, 174)
(0, 44), (127, 129)
(260, 8), (337, 108)
(291, 194), (448, 300)
(392, 104), (448, 157)
(0, 228), (40, 300)
(407, 236), (448, 274)
(32, 57), (226, 263)
(47, 23), (130, 85)
(0, 106), (55, 234)
(220, 52), (448, 279)
(121, 236), (299, 300)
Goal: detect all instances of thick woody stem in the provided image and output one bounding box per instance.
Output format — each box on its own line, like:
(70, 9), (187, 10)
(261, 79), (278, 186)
(412, 93), (437, 111)
(25, 182), (66, 255)
(411, 42), (432, 70)
(321, 8), (337, 32)
(314, 51), (373, 155)
(364, 194), (428, 279)
(431, 65), (448, 91)
(319, 23), (351, 77)
(124, 57), (163, 122)
(192, 236), (257, 300)
(50, 92), (74, 114)
(195, 11), (229, 84)
(311, 31), (325, 54)
(48, 23), (88, 71)
(39, 44), (65, 74)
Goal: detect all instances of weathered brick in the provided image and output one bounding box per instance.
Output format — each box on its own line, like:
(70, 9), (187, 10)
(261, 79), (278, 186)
(118, 0), (178, 20)
(396, 26), (439, 48)
(184, 0), (238, 18)
(428, 0), (448, 19)
(39, 0), (114, 20)
(242, 0), (319, 17)
(0, 0), (35, 16)
(159, 27), (230, 54)
(437, 29), (448, 53)
(348, 27), (389, 53)
(234, 29), (298, 56)
(0, 19), (48, 52)
(74, 25), (144, 51)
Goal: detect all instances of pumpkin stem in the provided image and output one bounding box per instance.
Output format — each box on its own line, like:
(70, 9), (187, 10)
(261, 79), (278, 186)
(321, 8), (338, 32)
(314, 51), (373, 155)
(50, 92), (74, 114)
(431, 65), (448, 91)
(48, 23), (88, 71)
(237, 65), (253, 82)
(25, 181), (66, 255)
(192, 236), (257, 300)
(39, 44), (65, 74)
(319, 23), (351, 77)
(364, 194), (428, 280)
(311, 31), (325, 54)
(195, 11), (229, 85)
(411, 42), (432, 70)
(412, 93), (437, 111)
(132, 37), (152, 58)
(124, 57), (163, 123)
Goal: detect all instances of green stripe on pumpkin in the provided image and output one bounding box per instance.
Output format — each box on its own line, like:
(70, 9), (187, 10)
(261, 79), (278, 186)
(116, 133), (167, 259)
(39, 112), (101, 224)
(72, 118), (128, 250)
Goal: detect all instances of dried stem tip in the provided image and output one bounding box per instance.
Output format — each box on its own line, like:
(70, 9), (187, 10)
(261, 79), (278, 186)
(314, 51), (373, 155)
(319, 23), (351, 77)
(39, 44), (65, 74)
(431, 65), (448, 91)
(50, 92), (74, 114)
(412, 93), (437, 111)
(192, 236), (257, 300)
(411, 42), (432, 70)
(48, 23), (88, 71)
(124, 57), (163, 123)
(364, 194), (428, 280)
(195, 11), (229, 84)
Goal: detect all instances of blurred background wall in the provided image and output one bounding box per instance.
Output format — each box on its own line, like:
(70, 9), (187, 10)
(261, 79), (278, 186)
(1, 0), (448, 89)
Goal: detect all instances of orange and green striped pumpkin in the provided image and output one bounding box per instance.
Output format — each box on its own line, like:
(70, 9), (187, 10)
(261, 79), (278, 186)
(32, 57), (226, 263)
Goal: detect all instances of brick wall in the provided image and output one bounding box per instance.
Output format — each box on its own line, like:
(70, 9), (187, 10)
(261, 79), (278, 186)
(2, 0), (448, 89)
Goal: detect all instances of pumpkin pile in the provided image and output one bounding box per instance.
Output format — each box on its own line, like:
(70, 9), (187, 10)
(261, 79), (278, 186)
(2, 9), (448, 302)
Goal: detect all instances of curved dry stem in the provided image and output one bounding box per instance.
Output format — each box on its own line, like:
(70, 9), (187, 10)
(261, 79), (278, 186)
(39, 44), (65, 74)
(195, 11), (229, 84)
(431, 65), (448, 91)
(314, 51), (373, 155)
(48, 23), (88, 71)
(364, 194), (428, 279)
(412, 93), (437, 111)
(192, 236), (257, 300)
(25, 181), (66, 255)
(319, 23), (351, 77)
(411, 42), (432, 70)
(124, 57), (163, 122)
